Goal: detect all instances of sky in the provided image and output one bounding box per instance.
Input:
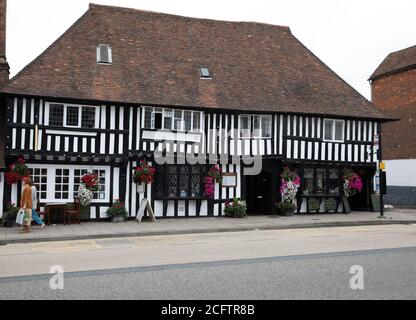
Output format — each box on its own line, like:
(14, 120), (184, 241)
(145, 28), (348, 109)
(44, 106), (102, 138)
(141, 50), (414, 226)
(4, 0), (416, 100)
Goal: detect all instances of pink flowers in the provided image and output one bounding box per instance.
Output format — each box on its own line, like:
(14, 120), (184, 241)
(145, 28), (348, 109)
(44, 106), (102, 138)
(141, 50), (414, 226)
(204, 165), (223, 199)
(280, 167), (301, 204)
(204, 176), (215, 199)
(343, 169), (363, 197)
(348, 176), (363, 192)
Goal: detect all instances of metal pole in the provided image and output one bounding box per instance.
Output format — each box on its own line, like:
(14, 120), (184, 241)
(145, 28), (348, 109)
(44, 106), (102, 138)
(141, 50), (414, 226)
(377, 124), (386, 219)
(378, 169), (385, 218)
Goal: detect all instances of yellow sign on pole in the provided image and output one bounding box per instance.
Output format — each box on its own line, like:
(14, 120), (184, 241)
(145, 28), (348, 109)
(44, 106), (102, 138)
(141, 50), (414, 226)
(379, 162), (386, 170)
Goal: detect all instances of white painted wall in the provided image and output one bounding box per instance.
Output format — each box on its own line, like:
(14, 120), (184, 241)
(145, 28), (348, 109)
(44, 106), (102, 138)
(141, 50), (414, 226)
(385, 159), (416, 187)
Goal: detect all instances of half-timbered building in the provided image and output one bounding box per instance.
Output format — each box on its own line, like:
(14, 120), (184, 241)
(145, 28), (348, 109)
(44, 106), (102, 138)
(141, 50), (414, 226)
(0, 2), (393, 219)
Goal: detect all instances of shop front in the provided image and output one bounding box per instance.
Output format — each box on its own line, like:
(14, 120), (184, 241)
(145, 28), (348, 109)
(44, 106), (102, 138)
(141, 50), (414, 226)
(284, 162), (376, 214)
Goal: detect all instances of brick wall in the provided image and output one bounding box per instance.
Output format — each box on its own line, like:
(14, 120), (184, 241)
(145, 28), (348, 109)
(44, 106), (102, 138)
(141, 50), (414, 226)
(0, 0), (9, 85)
(371, 67), (416, 109)
(0, 0), (5, 58)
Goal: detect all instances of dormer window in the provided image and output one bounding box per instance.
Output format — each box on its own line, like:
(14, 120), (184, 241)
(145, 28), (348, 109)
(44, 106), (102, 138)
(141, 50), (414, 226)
(97, 44), (112, 64)
(199, 67), (211, 79)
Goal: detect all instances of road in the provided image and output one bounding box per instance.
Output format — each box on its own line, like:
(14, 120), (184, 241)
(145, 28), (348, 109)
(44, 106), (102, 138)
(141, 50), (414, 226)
(0, 224), (415, 299)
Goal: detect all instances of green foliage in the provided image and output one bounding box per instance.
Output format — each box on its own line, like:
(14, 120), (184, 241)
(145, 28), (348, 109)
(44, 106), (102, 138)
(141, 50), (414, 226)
(275, 201), (296, 215)
(224, 198), (247, 218)
(106, 200), (128, 220)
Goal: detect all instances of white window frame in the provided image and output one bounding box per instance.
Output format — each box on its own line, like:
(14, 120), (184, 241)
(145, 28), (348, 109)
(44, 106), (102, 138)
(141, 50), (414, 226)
(143, 107), (203, 132)
(239, 115), (251, 139)
(323, 119), (345, 142)
(96, 44), (113, 64)
(239, 115), (272, 139)
(45, 102), (99, 129)
(26, 164), (111, 204)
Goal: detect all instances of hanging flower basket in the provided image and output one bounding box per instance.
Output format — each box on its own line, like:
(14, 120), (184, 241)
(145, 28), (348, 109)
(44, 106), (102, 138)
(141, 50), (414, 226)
(343, 169), (363, 197)
(277, 167), (301, 215)
(81, 173), (100, 192)
(133, 161), (156, 185)
(5, 158), (30, 185)
(78, 173), (101, 207)
(204, 165), (223, 199)
(207, 165), (223, 183)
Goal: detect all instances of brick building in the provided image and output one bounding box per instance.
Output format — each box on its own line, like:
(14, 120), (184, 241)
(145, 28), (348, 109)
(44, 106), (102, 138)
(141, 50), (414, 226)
(370, 45), (416, 206)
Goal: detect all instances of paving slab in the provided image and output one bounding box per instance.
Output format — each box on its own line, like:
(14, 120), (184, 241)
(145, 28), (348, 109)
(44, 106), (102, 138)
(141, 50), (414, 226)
(0, 209), (415, 245)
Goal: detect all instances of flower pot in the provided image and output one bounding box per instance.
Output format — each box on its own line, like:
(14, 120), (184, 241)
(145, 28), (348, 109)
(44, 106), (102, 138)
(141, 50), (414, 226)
(6, 217), (15, 228)
(111, 215), (126, 223)
(277, 207), (295, 216)
(137, 183), (145, 194)
(282, 209), (295, 216)
(80, 205), (91, 220)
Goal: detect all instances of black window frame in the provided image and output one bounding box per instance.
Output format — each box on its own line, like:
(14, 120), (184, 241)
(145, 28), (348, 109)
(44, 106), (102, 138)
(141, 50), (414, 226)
(299, 166), (343, 196)
(152, 164), (207, 200)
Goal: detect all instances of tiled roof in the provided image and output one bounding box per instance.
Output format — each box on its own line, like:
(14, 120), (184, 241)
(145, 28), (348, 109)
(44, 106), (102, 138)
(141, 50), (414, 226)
(370, 44), (416, 81)
(0, 3), (391, 120)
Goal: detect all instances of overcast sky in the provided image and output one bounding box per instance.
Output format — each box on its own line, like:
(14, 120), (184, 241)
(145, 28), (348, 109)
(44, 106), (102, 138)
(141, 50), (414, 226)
(5, 0), (416, 99)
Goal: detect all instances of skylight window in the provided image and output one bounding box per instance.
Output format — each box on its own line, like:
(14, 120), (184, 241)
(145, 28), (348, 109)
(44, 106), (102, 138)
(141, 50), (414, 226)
(199, 67), (211, 79)
(97, 44), (112, 64)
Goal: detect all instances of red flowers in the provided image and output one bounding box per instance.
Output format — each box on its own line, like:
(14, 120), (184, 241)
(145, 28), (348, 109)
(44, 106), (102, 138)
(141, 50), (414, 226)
(5, 172), (20, 185)
(81, 173), (100, 192)
(204, 165), (223, 199)
(204, 176), (215, 199)
(5, 158), (29, 185)
(207, 165), (223, 183)
(133, 161), (156, 184)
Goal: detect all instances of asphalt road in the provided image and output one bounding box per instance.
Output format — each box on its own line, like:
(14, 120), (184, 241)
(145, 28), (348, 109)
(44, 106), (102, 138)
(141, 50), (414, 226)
(0, 247), (415, 300)
(0, 225), (415, 300)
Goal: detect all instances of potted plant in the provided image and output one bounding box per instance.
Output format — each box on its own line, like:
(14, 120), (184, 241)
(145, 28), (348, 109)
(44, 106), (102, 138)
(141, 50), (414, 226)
(275, 201), (297, 216)
(276, 167), (301, 216)
(78, 172), (100, 219)
(204, 165), (223, 199)
(133, 161), (156, 193)
(224, 198), (247, 218)
(2, 202), (19, 228)
(343, 169), (363, 197)
(5, 158), (30, 185)
(106, 200), (128, 223)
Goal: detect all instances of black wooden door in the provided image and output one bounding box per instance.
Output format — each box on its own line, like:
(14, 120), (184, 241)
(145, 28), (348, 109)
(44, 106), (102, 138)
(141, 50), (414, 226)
(246, 170), (273, 214)
(349, 168), (372, 211)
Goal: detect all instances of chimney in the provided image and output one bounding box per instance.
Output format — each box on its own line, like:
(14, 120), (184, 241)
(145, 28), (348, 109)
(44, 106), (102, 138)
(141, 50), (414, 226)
(0, 0), (10, 85)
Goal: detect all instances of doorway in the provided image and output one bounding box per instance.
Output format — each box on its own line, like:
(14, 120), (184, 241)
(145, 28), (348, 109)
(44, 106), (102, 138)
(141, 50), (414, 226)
(348, 168), (373, 211)
(246, 170), (273, 214)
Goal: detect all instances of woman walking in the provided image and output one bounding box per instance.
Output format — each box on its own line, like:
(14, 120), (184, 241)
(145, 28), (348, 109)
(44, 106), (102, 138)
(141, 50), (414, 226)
(20, 177), (33, 233)
(29, 179), (45, 229)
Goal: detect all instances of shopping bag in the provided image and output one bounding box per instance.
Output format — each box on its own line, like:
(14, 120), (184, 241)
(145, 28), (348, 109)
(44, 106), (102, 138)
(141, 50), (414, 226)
(16, 209), (25, 226)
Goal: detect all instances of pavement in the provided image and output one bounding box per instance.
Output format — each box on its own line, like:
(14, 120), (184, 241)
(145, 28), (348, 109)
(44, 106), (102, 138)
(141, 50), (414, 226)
(1, 208), (415, 245)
